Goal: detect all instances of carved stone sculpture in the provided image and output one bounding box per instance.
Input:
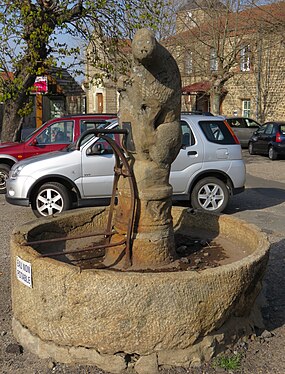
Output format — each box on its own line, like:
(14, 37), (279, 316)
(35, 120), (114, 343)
(103, 28), (182, 269)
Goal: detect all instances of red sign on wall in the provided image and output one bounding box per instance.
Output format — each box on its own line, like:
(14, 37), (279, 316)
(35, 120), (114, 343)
(33, 76), (48, 94)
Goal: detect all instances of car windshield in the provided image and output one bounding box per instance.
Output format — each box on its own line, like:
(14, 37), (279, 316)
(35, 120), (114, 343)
(22, 122), (47, 142)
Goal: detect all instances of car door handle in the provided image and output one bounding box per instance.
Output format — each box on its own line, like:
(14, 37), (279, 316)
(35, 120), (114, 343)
(187, 151), (197, 156)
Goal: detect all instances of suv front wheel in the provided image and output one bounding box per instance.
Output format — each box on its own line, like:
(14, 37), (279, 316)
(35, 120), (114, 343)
(191, 177), (229, 213)
(31, 182), (71, 217)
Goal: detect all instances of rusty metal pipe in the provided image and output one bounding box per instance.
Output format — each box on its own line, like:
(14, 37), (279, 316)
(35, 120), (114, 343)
(40, 238), (127, 258)
(24, 231), (114, 246)
(25, 128), (137, 268)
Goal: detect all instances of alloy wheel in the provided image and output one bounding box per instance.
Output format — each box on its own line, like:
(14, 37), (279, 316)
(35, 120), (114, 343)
(36, 187), (65, 216)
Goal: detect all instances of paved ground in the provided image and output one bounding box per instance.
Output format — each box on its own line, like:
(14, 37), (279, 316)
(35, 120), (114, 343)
(0, 150), (285, 373)
(225, 151), (285, 234)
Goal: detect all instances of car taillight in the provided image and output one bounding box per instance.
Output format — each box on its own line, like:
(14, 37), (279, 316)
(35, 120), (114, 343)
(276, 132), (282, 143)
(224, 120), (240, 144)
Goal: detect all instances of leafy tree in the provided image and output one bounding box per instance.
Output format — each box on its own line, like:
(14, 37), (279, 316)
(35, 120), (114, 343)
(84, 0), (174, 91)
(168, 0), (284, 116)
(0, 0), (165, 141)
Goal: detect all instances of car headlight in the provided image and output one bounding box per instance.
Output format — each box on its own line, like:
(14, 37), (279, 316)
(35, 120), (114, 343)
(11, 165), (24, 178)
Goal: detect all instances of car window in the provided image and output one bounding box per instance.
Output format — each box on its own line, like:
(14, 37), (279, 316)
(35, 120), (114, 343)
(181, 120), (195, 146)
(80, 120), (110, 134)
(265, 124), (274, 135)
(244, 118), (260, 128)
(257, 125), (266, 134)
(199, 120), (236, 144)
(227, 118), (244, 128)
(36, 121), (74, 144)
(90, 137), (115, 155)
(280, 125), (285, 135)
(86, 126), (120, 156)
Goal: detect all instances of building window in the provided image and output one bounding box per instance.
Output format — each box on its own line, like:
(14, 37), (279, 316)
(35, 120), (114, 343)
(210, 48), (218, 71)
(184, 51), (193, 75)
(240, 45), (251, 71)
(242, 100), (251, 117)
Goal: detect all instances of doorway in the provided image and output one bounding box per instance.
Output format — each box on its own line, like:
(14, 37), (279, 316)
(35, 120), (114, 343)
(96, 93), (103, 113)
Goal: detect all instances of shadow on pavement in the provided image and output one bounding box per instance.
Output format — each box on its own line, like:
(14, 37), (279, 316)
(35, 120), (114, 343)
(225, 187), (285, 213)
(262, 238), (285, 331)
(242, 150), (285, 164)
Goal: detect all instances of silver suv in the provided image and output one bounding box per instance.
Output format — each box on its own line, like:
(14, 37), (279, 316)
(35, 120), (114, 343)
(6, 114), (245, 217)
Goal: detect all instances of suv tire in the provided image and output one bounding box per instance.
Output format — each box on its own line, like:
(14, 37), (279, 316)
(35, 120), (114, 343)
(31, 182), (71, 217)
(0, 164), (10, 194)
(268, 146), (277, 160)
(191, 177), (229, 213)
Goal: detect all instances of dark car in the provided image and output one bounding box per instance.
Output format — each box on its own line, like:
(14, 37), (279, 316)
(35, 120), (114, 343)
(248, 121), (285, 160)
(226, 117), (261, 147)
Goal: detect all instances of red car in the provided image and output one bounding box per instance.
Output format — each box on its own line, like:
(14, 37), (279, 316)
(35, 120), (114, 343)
(0, 113), (116, 193)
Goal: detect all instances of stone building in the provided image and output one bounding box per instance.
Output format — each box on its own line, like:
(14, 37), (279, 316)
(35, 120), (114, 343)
(84, 80), (118, 115)
(174, 0), (285, 122)
(84, 37), (130, 115)
(85, 0), (285, 122)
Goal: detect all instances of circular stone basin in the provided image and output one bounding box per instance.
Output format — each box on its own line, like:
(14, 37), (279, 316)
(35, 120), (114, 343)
(10, 207), (270, 371)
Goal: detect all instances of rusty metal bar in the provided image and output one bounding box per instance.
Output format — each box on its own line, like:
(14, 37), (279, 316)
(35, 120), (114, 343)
(25, 127), (137, 268)
(108, 137), (136, 268)
(88, 133), (137, 268)
(75, 128), (128, 150)
(40, 238), (127, 258)
(25, 231), (114, 246)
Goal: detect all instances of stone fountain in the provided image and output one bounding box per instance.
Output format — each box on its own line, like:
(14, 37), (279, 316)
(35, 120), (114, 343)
(10, 29), (270, 373)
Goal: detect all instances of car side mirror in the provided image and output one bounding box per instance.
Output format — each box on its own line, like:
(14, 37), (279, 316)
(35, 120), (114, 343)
(30, 138), (38, 146)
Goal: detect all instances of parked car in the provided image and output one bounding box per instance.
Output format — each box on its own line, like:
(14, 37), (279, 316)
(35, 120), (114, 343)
(226, 117), (261, 147)
(248, 121), (285, 160)
(0, 113), (117, 193)
(6, 114), (245, 217)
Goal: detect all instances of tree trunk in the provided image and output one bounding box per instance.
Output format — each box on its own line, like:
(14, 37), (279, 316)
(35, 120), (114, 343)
(0, 71), (35, 142)
(211, 90), (221, 116)
(1, 100), (23, 142)
(211, 77), (223, 116)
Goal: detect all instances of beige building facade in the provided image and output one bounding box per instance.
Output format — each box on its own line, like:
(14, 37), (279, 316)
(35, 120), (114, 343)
(85, 0), (285, 122)
(85, 82), (118, 115)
